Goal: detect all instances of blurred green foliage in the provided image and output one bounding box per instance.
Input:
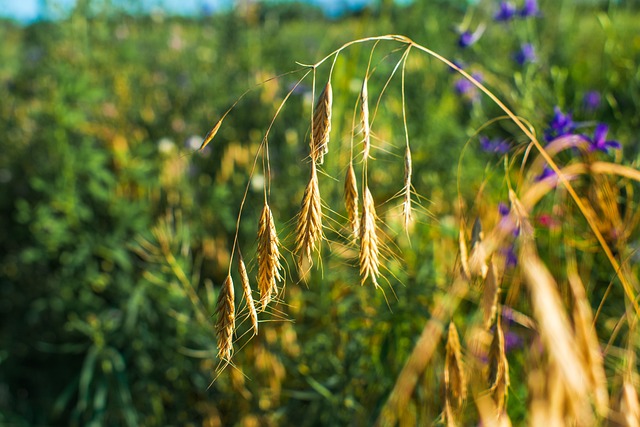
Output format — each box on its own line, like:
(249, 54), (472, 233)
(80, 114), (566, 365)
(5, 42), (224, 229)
(0, 0), (639, 425)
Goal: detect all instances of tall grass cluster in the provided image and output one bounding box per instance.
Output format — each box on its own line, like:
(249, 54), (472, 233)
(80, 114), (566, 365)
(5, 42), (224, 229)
(1, 0), (639, 425)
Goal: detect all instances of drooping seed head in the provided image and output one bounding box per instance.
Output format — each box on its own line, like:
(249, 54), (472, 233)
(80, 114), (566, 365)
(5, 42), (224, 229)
(238, 253), (258, 336)
(344, 162), (360, 240)
(295, 163), (323, 268)
(310, 82), (332, 164)
(359, 186), (380, 287)
(257, 203), (282, 310)
(215, 274), (235, 360)
(402, 146), (413, 231)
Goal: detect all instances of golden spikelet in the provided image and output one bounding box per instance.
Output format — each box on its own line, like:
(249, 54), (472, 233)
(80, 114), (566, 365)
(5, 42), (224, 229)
(488, 319), (510, 413)
(295, 163), (323, 267)
(359, 186), (380, 287)
(482, 260), (500, 330)
(215, 274), (235, 360)
(257, 203), (282, 311)
(444, 322), (467, 426)
(520, 243), (590, 412)
(459, 226), (471, 278)
(360, 78), (371, 160)
(621, 379), (640, 427)
(200, 117), (223, 151)
(238, 253), (258, 336)
(310, 82), (332, 164)
(344, 162), (360, 240)
(403, 146), (413, 232)
(508, 190), (534, 241)
(568, 268), (608, 417)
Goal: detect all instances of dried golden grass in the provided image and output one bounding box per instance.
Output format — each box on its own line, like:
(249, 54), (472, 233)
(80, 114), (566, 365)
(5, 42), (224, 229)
(488, 319), (509, 413)
(310, 82), (332, 164)
(567, 265), (608, 416)
(621, 379), (640, 427)
(360, 78), (371, 160)
(520, 242), (592, 420)
(359, 186), (381, 287)
(238, 252), (258, 336)
(482, 260), (500, 330)
(444, 322), (467, 425)
(344, 161), (360, 240)
(257, 203), (282, 310)
(295, 162), (323, 267)
(215, 274), (235, 360)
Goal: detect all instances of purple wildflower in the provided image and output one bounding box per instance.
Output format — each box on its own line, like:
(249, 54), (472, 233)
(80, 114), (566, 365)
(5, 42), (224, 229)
(495, 1), (517, 21)
(498, 202), (510, 217)
(457, 24), (485, 48)
(454, 72), (483, 101)
(544, 107), (576, 142)
(480, 136), (510, 154)
(535, 165), (556, 181)
(448, 59), (466, 73)
(504, 244), (518, 267)
(504, 330), (523, 351)
(583, 123), (621, 153)
(514, 43), (536, 65)
(583, 90), (601, 112)
(519, 0), (540, 17)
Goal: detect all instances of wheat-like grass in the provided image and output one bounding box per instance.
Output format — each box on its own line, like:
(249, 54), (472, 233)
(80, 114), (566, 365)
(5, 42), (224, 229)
(520, 242), (591, 418)
(238, 252), (258, 336)
(257, 203), (282, 311)
(621, 379), (640, 427)
(444, 322), (467, 424)
(344, 162), (360, 240)
(295, 162), (323, 268)
(488, 319), (509, 414)
(482, 261), (500, 330)
(567, 267), (608, 416)
(360, 78), (371, 160)
(359, 186), (380, 287)
(215, 274), (235, 360)
(310, 82), (332, 164)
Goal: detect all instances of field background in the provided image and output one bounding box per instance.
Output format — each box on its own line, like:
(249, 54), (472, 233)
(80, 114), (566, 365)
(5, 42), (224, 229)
(1, 0), (640, 425)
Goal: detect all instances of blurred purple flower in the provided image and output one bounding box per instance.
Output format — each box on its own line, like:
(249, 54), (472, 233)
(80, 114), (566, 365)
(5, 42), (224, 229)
(454, 72), (483, 101)
(583, 123), (621, 153)
(458, 24), (485, 48)
(519, 0), (540, 17)
(504, 330), (523, 351)
(498, 202), (510, 217)
(495, 1), (517, 21)
(535, 165), (556, 181)
(583, 90), (601, 112)
(480, 136), (510, 153)
(544, 107), (576, 142)
(514, 43), (536, 65)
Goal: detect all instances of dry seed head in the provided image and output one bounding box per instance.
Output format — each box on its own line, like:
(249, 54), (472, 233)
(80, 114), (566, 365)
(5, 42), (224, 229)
(295, 163), (323, 267)
(508, 190), (534, 241)
(359, 186), (381, 287)
(361, 78), (371, 160)
(459, 227), (470, 278)
(215, 274), (235, 360)
(621, 379), (640, 427)
(488, 319), (510, 413)
(310, 82), (332, 164)
(344, 162), (360, 240)
(482, 261), (500, 330)
(200, 117), (223, 151)
(520, 243), (590, 410)
(238, 253), (258, 336)
(445, 322), (467, 410)
(403, 146), (413, 232)
(257, 203), (282, 311)
(568, 270), (608, 417)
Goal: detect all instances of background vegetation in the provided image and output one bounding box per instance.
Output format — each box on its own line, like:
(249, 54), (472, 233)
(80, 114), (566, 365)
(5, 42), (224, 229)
(1, 0), (639, 425)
